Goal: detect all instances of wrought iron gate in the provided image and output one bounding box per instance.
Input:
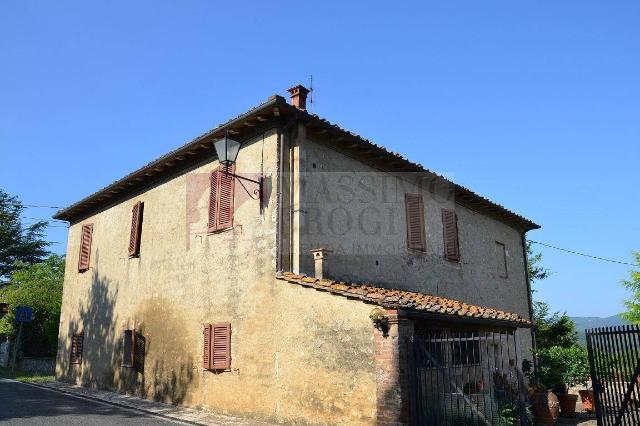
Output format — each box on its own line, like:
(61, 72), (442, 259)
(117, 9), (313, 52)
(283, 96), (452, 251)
(410, 329), (528, 425)
(586, 325), (640, 425)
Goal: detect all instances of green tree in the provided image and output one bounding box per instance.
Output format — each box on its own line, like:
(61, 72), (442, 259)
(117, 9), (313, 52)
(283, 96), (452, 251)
(621, 251), (640, 324)
(534, 345), (590, 392)
(0, 189), (50, 280)
(527, 241), (550, 285)
(0, 254), (65, 356)
(527, 243), (578, 348)
(533, 301), (578, 349)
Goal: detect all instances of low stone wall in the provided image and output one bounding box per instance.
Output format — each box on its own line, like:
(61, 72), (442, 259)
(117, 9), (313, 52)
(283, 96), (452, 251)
(17, 357), (55, 375)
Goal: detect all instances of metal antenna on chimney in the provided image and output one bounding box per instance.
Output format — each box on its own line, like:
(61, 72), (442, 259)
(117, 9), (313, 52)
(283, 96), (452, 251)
(309, 74), (314, 113)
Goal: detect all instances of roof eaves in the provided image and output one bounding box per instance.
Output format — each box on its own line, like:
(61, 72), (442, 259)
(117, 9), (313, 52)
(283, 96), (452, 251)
(53, 95), (287, 221)
(296, 110), (540, 231)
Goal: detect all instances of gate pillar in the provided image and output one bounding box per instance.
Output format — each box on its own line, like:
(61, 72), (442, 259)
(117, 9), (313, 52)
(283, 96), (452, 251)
(374, 309), (414, 425)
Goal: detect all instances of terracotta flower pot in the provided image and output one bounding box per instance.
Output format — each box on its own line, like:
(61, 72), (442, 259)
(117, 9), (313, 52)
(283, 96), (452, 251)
(531, 390), (560, 425)
(558, 393), (578, 415)
(579, 390), (595, 413)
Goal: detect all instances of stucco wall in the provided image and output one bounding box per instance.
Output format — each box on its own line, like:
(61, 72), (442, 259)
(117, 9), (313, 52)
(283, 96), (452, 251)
(55, 129), (377, 425)
(296, 137), (533, 361)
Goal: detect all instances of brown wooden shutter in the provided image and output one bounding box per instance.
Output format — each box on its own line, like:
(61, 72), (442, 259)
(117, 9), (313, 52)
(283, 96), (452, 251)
(211, 323), (231, 370)
(133, 332), (145, 373)
(207, 170), (221, 233)
(122, 329), (134, 367)
(442, 209), (460, 261)
(128, 201), (144, 257)
(208, 165), (235, 233)
(217, 165), (235, 230)
(202, 324), (212, 369)
(405, 194), (426, 251)
(70, 332), (84, 364)
(78, 224), (93, 272)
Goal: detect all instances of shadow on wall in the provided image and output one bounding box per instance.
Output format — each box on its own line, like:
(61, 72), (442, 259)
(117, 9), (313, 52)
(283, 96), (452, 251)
(58, 252), (196, 405)
(59, 253), (119, 389)
(131, 297), (197, 405)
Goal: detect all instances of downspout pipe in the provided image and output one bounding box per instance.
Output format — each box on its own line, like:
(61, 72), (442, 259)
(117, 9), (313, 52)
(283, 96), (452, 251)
(521, 232), (537, 371)
(276, 117), (297, 274)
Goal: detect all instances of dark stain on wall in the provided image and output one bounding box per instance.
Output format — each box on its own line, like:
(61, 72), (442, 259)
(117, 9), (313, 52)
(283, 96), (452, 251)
(132, 297), (197, 404)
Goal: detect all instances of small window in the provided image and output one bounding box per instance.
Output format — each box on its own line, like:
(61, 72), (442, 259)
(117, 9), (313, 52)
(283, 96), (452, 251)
(128, 201), (144, 257)
(496, 241), (508, 278)
(202, 323), (231, 371)
(405, 193), (426, 251)
(422, 331), (480, 368)
(78, 224), (93, 272)
(451, 334), (481, 366)
(70, 332), (84, 364)
(122, 329), (145, 372)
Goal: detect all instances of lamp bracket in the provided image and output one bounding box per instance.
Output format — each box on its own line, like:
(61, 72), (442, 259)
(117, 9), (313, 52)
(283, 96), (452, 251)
(221, 169), (264, 205)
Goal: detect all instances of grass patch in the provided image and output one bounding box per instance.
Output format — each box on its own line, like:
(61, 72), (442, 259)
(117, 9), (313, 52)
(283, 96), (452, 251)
(0, 366), (54, 383)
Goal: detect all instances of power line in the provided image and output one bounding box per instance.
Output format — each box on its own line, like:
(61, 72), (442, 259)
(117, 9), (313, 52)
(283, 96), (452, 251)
(21, 216), (66, 223)
(528, 240), (639, 267)
(8, 202), (61, 209)
(20, 219), (69, 228)
(23, 204), (61, 209)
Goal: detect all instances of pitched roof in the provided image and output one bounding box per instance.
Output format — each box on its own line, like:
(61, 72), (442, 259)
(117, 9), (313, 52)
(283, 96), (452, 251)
(53, 95), (286, 222)
(276, 272), (531, 327)
(54, 91), (539, 231)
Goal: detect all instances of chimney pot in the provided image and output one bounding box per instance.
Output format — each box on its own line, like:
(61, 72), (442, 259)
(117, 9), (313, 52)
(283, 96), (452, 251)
(310, 248), (331, 280)
(288, 84), (311, 111)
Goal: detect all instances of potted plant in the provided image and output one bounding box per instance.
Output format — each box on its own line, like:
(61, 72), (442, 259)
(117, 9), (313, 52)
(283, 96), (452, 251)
(578, 386), (595, 413)
(529, 349), (562, 425)
(551, 346), (590, 415)
(533, 345), (590, 418)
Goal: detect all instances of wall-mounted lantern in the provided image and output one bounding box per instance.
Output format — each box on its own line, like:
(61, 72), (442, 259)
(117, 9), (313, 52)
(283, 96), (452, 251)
(213, 132), (264, 204)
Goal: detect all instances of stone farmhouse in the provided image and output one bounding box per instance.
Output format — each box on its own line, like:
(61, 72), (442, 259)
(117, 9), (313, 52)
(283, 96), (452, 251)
(54, 85), (539, 425)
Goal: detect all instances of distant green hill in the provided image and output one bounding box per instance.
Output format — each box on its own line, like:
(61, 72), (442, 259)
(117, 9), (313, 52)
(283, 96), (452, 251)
(570, 314), (630, 345)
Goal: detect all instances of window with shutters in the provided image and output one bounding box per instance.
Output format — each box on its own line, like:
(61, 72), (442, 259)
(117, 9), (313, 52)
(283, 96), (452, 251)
(208, 165), (235, 233)
(496, 241), (508, 278)
(441, 209), (460, 261)
(404, 193), (426, 251)
(70, 332), (84, 364)
(78, 224), (93, 272)
(128, 201), (144, 257)
(121, 329), (145, 372)
(202, 323), (231, 371)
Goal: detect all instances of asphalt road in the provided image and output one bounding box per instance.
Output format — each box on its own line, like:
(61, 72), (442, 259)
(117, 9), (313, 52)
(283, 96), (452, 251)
(0, 379), (185, 425)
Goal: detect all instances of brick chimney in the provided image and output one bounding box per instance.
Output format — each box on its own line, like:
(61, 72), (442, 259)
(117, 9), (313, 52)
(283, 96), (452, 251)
(310, 248), (331, 280)
(287, 85), (310, 111)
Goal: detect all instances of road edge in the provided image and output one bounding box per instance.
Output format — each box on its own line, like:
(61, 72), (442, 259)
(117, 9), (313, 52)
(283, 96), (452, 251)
(2, 378), (203, 426)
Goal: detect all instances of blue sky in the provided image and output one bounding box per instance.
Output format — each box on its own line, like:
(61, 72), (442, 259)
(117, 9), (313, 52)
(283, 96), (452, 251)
(1, 1), (638, 317)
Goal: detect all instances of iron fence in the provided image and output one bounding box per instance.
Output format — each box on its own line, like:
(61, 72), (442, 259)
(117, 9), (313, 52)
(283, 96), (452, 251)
(410, 329), (528, 425)
(586, 325), (640, 426)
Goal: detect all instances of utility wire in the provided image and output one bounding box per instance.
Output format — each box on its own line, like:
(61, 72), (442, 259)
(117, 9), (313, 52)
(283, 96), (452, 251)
(22, 216), (66, 223)
(20, 218), (68, 228)
(528, 240), (639, 267)
(23, 204), (61, 209)
(9, 202), (61, 209)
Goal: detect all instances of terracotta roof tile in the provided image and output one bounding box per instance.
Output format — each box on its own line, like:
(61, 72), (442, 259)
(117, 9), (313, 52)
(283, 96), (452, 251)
(277, 272), (531, 326)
